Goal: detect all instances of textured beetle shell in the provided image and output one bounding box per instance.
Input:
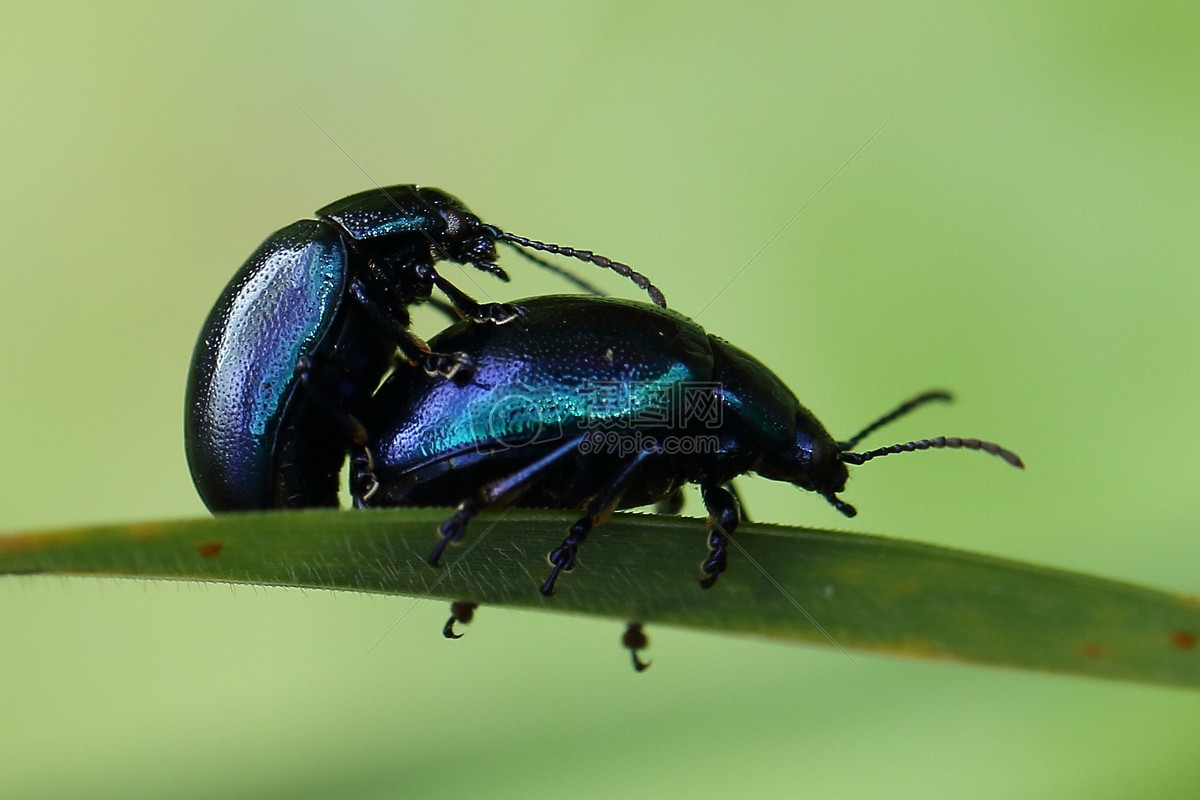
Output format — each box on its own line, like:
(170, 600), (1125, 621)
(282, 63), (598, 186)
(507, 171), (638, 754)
(185, 219), (347, 510)
(317, 185), (444, 241)
(368, 296), (714, 473)
(363, 294), (848, 512)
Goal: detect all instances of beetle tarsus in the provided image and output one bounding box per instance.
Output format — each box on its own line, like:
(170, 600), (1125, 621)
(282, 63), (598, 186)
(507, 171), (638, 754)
(429, 498), (483, 566)
(472, 302), (523, 325)
(421, 351), (474, 382)
(725, 482), (749, 522)
(428, 540), (450, 568)
(540, 565), (565, 597)
(623, 622), (651, 672)
(698, 483), (738, 589)
(700, 526), (731, 588)
(443, 600), (478, 639)
(537, 447), (651, 596)
(429, 522), (459, 567)
(349, 447), (378, 504)
(541, 519), (591, 596)
(699, 546), (728, 589)
(431, 274), (524, 327)
(699, 535), (730, 589)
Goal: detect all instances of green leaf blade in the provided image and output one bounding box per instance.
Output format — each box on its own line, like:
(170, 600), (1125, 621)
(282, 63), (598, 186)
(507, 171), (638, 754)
(3, 509), (1198, 687)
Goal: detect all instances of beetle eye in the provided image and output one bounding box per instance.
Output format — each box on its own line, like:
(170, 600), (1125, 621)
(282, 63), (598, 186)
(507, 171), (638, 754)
(802, 426), (837, 473)
(805, 434), (824, 469)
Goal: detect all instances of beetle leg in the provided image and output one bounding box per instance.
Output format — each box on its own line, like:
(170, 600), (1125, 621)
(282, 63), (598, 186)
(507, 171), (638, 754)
(349, 445), (377, 507)
(622, 621), (651, 672)
(541, 447), (656, 596)
(724, 481), (750, 523)
(431, 274), (523, 325)
(699, 482), (741, 589)
(541, 517), (593, 596)
(429, 496), (483, 566)
(347, 276), (475, 380)
(443, 600), (479, 639)
(419, 351), (474, 382)
(428, 437), (588, 567)
(425, 296), (460, 323)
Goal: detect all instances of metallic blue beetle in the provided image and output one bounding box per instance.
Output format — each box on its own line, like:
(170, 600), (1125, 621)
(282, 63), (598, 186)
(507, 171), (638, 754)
(185, 186), (665, 512)
(358, 295), (1023, 598)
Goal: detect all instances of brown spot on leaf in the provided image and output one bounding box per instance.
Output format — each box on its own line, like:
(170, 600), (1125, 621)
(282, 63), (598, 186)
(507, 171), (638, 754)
(1081, 643), (1103, 659)
(197, 541), (224, 559)
(1170, 631), (1197, 650)
(0, 534), (44, 554)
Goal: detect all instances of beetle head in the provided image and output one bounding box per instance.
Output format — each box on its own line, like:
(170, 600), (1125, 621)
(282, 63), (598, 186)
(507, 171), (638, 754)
(418, 187), (504, 274)
(763, 391), (1022, 517)
(792, 423), (857, 517)
(753, 406), (853, 513)
(416, 191), (669, 307)
(826, 390), (1023, 517)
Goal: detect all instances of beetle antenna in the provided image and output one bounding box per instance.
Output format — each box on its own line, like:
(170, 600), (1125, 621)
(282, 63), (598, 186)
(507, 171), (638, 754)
(498, 240), (607, 296)
(840, 437), (1024, 469)
(483, 224), (667, 308)
(839, 390), (953, 450)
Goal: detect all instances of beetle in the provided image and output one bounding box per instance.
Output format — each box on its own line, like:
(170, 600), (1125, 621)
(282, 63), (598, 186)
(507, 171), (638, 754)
(358, 295), (1023, 600)
(185, 185), (665, 512)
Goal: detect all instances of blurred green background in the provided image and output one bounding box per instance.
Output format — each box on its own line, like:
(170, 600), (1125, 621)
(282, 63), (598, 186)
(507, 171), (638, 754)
(2, 2), (1199, 798)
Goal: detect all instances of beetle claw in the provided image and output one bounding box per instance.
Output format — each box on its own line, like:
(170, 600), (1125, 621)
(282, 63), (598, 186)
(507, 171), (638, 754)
(541, 518), (592, 596)
(422, 351), (474, 381)
(699, 548), (727, 589)
(443, 601), (478, 639)
(539, 569), (562, 597)
(622, 622), (651, 672)
(471, 302), (522, 325)
(428, 526), (456, 567)
(540, 549), (573, 596)
(429, 499), (481, 567)
(349, 448), (378, 504)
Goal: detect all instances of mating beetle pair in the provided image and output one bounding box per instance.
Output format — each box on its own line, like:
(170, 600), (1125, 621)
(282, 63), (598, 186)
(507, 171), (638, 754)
(185, 186), (1022, 668)
(185, 185), (664, 512)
